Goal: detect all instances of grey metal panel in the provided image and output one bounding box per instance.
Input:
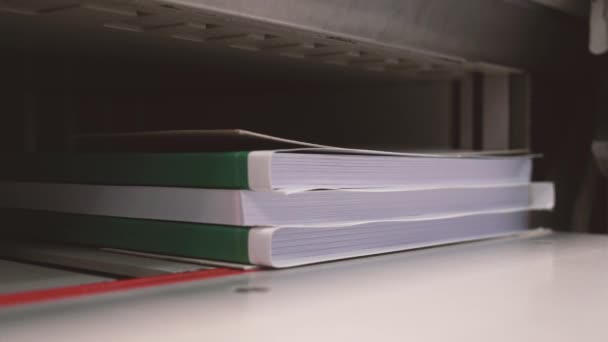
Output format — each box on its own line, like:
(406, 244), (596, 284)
(2, 231), (608, 341)
(0, 242), (211, 278)
(0, 0), (587, 76)
(482, 74), (511, 150)
(531, 0), (589, 16)
(458, 75), (475, 149)
(0, 259), (110, 294)
(509, 74), (531, 149)
(169, 0), (588, 71)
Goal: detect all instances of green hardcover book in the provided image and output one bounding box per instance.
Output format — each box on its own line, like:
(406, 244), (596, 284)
(3, 152), (251, 189)
(2, 150), (533, 191)
(0, 209), (533, 268)
(1, 209), (251, 264)
(2, 129), (534, 191)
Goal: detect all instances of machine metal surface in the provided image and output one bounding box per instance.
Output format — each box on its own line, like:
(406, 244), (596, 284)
(1, 231), (607, 341)
(0, 0), (587, 76)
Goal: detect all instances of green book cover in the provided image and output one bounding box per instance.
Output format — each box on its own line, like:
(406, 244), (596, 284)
(0, 209), (251, 264)
(2, 152), (250, 189)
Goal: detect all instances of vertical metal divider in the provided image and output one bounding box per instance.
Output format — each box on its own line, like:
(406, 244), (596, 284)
(509, 74), (531, 150)
(22, 56), (37, 153)
(450, 80), (461, 149)
(472, 73), (484, 150)
(468, 72), (526, 151)
(481, 74), (511, 150)
(455, 74), (474, 150)
(62, 58), (75, 153)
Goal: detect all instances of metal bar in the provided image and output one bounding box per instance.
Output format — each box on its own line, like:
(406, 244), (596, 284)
(509, 74), (531, 149)
(482, 74), (511, 150)
(458, 75), (474, 150)
(169, 0), (587, 71)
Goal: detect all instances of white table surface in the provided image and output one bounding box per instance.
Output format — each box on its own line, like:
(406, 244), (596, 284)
(1, 231), (607, 342)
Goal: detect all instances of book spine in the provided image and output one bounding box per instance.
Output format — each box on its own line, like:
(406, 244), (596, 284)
(0, 209), (251, 264)
(0, 182), (245, 226)
(2, 152), (250, 189)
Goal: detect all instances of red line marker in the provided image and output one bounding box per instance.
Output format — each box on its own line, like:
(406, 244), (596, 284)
(0, 268), (250, 307)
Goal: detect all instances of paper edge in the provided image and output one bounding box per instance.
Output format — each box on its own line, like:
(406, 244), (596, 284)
(247, 151), (275, 191)
(530, 182), (555, 210)
(248, 227), (278, 267)
(267, 228), (549, 268)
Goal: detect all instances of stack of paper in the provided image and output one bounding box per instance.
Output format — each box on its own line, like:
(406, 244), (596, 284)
(0, 130), (554, 268)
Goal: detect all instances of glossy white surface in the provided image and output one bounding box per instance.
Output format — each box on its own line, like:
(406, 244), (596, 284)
(1, 231), (607, 341)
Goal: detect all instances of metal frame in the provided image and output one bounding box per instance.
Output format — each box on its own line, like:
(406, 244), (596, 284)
(168, 0), (587, 71)
(0, 0), (587, 75)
